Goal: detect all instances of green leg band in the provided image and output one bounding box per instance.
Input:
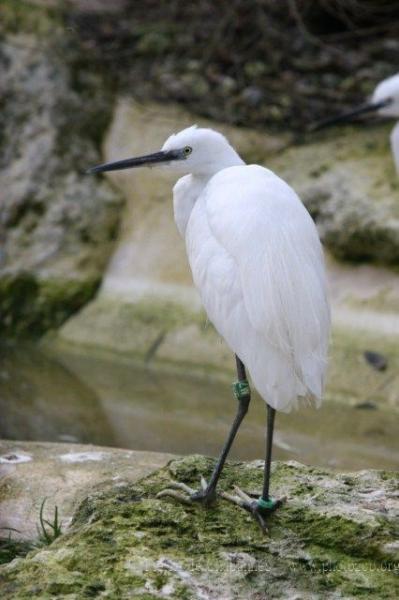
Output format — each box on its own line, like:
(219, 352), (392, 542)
(257, 497), (278, 511)
(232, 380), (250, 400)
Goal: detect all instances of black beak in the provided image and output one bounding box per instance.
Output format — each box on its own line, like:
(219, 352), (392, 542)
(309, 97), (393, 132)
(87, 149), (184, 174)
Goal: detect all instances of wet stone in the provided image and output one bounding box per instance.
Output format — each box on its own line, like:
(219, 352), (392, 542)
(0, 451), (398, 599)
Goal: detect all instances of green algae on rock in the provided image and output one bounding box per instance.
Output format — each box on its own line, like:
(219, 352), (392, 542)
(0, 4), (124, 338)
(57, 297), (223, 370)
(0, 273), (101, 338)
(1, 455), (398, 599)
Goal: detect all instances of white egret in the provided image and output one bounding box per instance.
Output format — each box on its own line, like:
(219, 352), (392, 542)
(88, 126), (330, 531)
(312, 73), (399, 173)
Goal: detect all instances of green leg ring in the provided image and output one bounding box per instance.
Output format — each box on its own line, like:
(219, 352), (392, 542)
(257, 497), (278, 512)
(232, 380), (250, 400)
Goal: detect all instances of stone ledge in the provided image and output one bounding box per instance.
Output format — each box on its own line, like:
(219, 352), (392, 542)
(0, 440), (174, 541)
(1, 450), (398, 598)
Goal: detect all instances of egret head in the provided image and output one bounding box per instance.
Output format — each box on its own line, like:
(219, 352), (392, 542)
(87, 126), (242, 177)
(371, 74), (399, 119)
(311, 72), (399, 131)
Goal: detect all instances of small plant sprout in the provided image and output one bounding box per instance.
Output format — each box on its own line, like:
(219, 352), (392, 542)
(37, 498), (63, 546)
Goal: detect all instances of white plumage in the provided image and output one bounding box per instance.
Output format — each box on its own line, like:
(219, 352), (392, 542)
(167, 127), (330, 412)
(371, 73), (399, 173)
(372, 73), (399, 118)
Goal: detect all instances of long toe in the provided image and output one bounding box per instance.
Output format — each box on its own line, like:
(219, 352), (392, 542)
(156, 481), (197, 505)
(157, 477), (216, 508)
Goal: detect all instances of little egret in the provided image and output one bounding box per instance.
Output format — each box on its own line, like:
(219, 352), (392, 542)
(312, 73), (399, 173)
(88, 126), (330, 531)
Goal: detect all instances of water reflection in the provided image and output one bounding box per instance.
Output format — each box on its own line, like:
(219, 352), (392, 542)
(0, 344), (117, 446)
(1, 343), (398, 471)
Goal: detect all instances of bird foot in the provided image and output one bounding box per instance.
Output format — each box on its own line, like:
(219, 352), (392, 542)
(157, 476), (217, 507)
(220, 486), (286, 533)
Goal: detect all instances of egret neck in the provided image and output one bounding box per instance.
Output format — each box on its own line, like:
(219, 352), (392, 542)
(172, 152), (244, 238)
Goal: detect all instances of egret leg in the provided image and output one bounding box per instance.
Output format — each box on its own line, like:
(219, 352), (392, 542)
(191, 355), (251, 504)
(262, 404), (276, 501)
(157, 355), (251, 507)
(220, 403), (286, 533)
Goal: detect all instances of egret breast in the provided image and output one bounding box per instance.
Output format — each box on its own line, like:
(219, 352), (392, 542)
(185, 196), (242, 320)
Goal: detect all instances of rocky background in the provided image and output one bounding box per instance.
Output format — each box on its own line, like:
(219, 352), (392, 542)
(66, 0), (399, 130)
(1, 0), (399, 338)
(0, 1), (123, 337)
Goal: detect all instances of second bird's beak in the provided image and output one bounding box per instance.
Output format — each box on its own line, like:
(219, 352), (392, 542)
(87, 149), (185, 174)
(310, 97), (393, 132)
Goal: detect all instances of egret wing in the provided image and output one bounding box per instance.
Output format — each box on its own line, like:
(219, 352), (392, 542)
(204, 165), (330, 403)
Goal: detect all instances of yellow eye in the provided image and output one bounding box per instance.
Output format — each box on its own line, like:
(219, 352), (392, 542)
(184, 146), (192, 156)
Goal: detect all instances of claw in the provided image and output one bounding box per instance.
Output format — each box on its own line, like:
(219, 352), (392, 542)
(219, 485), (253, 507)
(157, 477), (216, 507)
(156, 480), (198, 504)
(156, 489), (193, 505)
(157, 481), (196, 495)
(233, 485), (253, 503)
(220, 486), (286, 534)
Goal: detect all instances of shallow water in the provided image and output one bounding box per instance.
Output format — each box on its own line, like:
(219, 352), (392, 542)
(1, 343), (398, 471)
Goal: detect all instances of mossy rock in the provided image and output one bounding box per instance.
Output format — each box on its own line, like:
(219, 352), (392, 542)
(269, 124), (399, 266)
(1, 455), (398, 599)
(0, 3), (123, 338)
(0, 273), (100, 338)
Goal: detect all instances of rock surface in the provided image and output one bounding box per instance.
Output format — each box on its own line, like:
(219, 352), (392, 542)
(0, 452), (398, 599)
(0, 440), (173, 541)
(0, 3), (123, 337)
(270, 124), (399, 265)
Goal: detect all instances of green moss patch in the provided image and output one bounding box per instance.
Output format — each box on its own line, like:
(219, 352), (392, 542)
(0, 0), (58, 36)
(0, 273), (100, 338)
(1, 456), (397, 598)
